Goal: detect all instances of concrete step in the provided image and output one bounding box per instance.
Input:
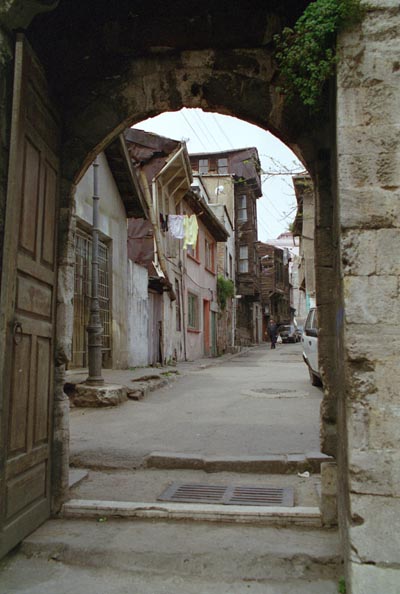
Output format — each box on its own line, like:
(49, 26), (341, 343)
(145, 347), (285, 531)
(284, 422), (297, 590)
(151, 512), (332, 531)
(0, 554), (341, 594)
(145, 450), (332, 473)
(68, 467), (322, 508)
(18, 518), (342, 583)
(66, 467), (323, 527)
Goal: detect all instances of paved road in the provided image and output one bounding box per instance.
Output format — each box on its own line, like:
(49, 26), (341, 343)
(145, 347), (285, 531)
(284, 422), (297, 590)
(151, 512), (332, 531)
(70, 343), (323, 467)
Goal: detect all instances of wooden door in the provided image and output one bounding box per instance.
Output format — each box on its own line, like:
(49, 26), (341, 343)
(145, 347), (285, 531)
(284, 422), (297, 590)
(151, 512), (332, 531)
(0, 35), (60, 558)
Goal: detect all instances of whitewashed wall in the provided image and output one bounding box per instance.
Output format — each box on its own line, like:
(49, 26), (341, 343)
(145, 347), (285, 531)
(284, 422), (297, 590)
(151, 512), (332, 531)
(127, 261), (149, 367)
(75, 152), (129, 368)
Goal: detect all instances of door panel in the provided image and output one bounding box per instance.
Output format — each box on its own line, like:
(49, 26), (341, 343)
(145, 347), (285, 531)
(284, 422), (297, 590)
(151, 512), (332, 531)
(0, 35), (60, 559)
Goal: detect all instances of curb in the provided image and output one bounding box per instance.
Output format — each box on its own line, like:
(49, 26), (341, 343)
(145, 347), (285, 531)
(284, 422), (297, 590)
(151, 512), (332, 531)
(145, 451), (333, 474)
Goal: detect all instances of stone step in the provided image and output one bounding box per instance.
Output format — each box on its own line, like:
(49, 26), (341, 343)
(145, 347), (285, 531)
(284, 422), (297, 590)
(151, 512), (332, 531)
(145, 450), (332, 473)
(19, 518), (342, 583)
(0, 554), (341, 594)
(67, 467), (322, 509)
(63, 498), (322, 528)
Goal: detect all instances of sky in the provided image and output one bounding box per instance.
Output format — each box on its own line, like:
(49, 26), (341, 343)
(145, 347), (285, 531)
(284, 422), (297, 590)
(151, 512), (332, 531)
(133, 108), (305, 240)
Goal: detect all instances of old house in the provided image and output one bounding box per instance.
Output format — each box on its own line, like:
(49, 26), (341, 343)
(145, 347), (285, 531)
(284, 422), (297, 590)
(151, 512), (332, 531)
(256, 242), (291, 337)
(182, 190), (228, 360)
(125, 129), (192, 365)
(71, 136), (145, 370)
(292, 174), (316, 319)
(191, 174), (236, 354)
(125, 129), (228, 364)
(190, 148), (263, 345)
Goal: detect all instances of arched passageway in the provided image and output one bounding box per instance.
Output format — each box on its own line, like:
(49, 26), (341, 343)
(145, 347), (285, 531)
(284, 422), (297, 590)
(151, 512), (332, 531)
(2, 0), (399, 590)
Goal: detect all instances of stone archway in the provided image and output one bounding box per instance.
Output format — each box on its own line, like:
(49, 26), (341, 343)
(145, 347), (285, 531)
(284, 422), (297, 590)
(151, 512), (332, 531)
(3, 2), (399, 588)
(2, 0), (340, 517)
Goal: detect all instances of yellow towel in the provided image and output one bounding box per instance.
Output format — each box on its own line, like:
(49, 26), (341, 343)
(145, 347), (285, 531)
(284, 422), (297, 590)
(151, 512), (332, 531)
(183, 215), (199, 250)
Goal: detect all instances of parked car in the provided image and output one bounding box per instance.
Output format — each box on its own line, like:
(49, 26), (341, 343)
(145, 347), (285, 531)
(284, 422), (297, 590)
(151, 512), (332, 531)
(294, 325), (303, 342)
(302, 307), (322, 386)
(278, 324), (298, 343)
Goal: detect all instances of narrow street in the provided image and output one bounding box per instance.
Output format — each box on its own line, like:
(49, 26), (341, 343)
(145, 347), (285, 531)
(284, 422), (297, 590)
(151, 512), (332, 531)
(69, 343), (323, 469)
(0, 343), (341, 594)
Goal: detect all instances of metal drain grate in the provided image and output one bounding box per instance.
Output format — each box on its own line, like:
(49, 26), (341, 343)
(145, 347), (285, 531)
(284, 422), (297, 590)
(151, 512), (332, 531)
(157, 482), (294, 507)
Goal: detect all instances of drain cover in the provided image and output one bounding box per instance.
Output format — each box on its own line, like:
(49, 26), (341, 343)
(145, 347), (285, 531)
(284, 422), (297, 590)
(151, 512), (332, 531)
(157, 482), (294, 506)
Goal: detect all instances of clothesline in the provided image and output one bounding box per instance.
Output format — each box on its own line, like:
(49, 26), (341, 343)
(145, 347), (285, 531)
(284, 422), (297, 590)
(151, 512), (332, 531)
(159, 213), (199, 250)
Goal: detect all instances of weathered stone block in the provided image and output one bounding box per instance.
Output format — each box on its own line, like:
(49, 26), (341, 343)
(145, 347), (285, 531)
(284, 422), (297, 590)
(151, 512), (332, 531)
(320, 462), (337, 527)
(350, 563), (400, 594)
(338, 124), (400, 158)
(349, 494), (400, 565)
(376, 229), (400, 274)
(343, 276), (399, 325)
(346, 401), (369, 452)
(73, 384), (127, 407)
(341, 230), (377, 276)
(349, 450), (400, 497)
(345, 324), (400, 361)
(368, 403), (400, 450)
(339, 187), (400, 230)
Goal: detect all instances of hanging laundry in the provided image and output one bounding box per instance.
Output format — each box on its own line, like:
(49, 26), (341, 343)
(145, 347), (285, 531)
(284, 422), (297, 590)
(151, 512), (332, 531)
(159, 213), (169, 232)
(183, 214), (199, 250)
(168, 214), (185, 239)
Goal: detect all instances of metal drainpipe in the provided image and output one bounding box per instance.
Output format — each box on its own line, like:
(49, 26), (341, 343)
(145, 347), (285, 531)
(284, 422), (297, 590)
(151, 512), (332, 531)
(86, 157), (104, 385)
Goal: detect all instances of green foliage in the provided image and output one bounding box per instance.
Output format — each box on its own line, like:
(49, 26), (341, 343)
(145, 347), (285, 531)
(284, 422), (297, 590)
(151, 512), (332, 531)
(274, 0), (364, 108)
(338, 577), (346, 594)
(217, 275), (235, 311)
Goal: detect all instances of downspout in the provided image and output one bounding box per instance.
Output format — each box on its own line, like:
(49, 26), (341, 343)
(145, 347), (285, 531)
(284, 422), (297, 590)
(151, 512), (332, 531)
(139, 170), (176, 302)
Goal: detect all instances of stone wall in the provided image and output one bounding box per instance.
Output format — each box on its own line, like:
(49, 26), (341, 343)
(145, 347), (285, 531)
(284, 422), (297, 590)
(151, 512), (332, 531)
(337, 2), (400, 590)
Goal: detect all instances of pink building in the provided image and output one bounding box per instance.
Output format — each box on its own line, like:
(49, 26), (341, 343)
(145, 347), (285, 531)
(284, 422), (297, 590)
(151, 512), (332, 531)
(183, 190), (228, 360)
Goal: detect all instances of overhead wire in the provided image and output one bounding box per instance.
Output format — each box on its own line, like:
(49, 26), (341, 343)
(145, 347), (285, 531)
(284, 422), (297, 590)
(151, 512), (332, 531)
(211, 113), (235, 149)
(192, 109), (222, 150)
(180, 110), (208, 151)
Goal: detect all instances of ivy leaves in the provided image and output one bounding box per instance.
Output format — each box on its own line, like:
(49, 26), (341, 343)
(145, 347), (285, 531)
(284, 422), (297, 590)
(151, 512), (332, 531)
(274, 0), (363, 109)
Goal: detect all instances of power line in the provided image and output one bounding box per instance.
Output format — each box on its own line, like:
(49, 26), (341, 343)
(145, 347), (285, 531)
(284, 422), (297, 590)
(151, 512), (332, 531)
(211, 113), (235, 149)
(192, 109), (222, 150)
(180, 110), (208, 151)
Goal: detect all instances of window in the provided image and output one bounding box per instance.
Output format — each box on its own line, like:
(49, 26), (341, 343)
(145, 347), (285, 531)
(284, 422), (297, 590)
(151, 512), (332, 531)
(199, 159), (208, 174)
(218, 158), (228, 174)
(237, 195), (247, 222)
(175, 279), (181, 331)
(229, 254), (233, 279)
(205, 238), (215, 272)
(239, 245), (249, 273)
(188, 292), (199, 330)
(72, 228), (111, 368)
(187, 241), (199, 261)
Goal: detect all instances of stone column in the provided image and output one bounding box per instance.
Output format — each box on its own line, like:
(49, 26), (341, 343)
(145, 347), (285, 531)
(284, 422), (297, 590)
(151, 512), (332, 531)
(337, 2), (400, 591)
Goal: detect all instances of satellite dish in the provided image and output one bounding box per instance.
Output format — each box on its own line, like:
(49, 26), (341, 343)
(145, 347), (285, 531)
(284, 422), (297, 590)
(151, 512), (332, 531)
(215, 185), (225, 195)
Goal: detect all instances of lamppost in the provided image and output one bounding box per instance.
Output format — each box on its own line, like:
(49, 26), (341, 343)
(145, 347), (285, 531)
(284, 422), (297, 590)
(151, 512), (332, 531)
(86, 158), (104, 385)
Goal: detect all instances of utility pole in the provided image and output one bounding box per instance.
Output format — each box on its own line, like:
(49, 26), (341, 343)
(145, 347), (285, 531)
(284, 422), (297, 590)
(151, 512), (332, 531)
(86, 157), (104, 385)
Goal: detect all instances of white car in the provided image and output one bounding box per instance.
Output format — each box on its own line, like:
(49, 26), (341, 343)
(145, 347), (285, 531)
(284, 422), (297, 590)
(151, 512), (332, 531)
(302, 307), (322, 386)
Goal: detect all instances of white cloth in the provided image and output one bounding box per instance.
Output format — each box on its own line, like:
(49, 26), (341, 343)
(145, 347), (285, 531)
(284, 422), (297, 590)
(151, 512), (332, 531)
(168, 214), (185, 239)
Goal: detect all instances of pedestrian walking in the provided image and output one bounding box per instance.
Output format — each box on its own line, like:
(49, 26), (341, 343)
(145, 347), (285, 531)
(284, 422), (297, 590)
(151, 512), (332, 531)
(267, 318), (278, 349)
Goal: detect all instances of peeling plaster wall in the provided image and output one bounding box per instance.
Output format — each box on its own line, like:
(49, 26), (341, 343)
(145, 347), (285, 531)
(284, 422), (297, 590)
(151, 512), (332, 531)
(75, 152), (129, 369)
(337, 2), (400, 590)
(127, 261), (149, 367)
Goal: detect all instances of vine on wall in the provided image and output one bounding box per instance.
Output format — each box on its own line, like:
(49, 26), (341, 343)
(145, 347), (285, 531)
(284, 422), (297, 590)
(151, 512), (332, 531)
(274, 0), (364, 109)
(217, 275), (235, 311)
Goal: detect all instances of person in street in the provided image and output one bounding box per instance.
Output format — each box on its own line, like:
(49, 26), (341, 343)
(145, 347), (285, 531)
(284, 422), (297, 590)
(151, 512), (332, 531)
(267, 318), (278, 349)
